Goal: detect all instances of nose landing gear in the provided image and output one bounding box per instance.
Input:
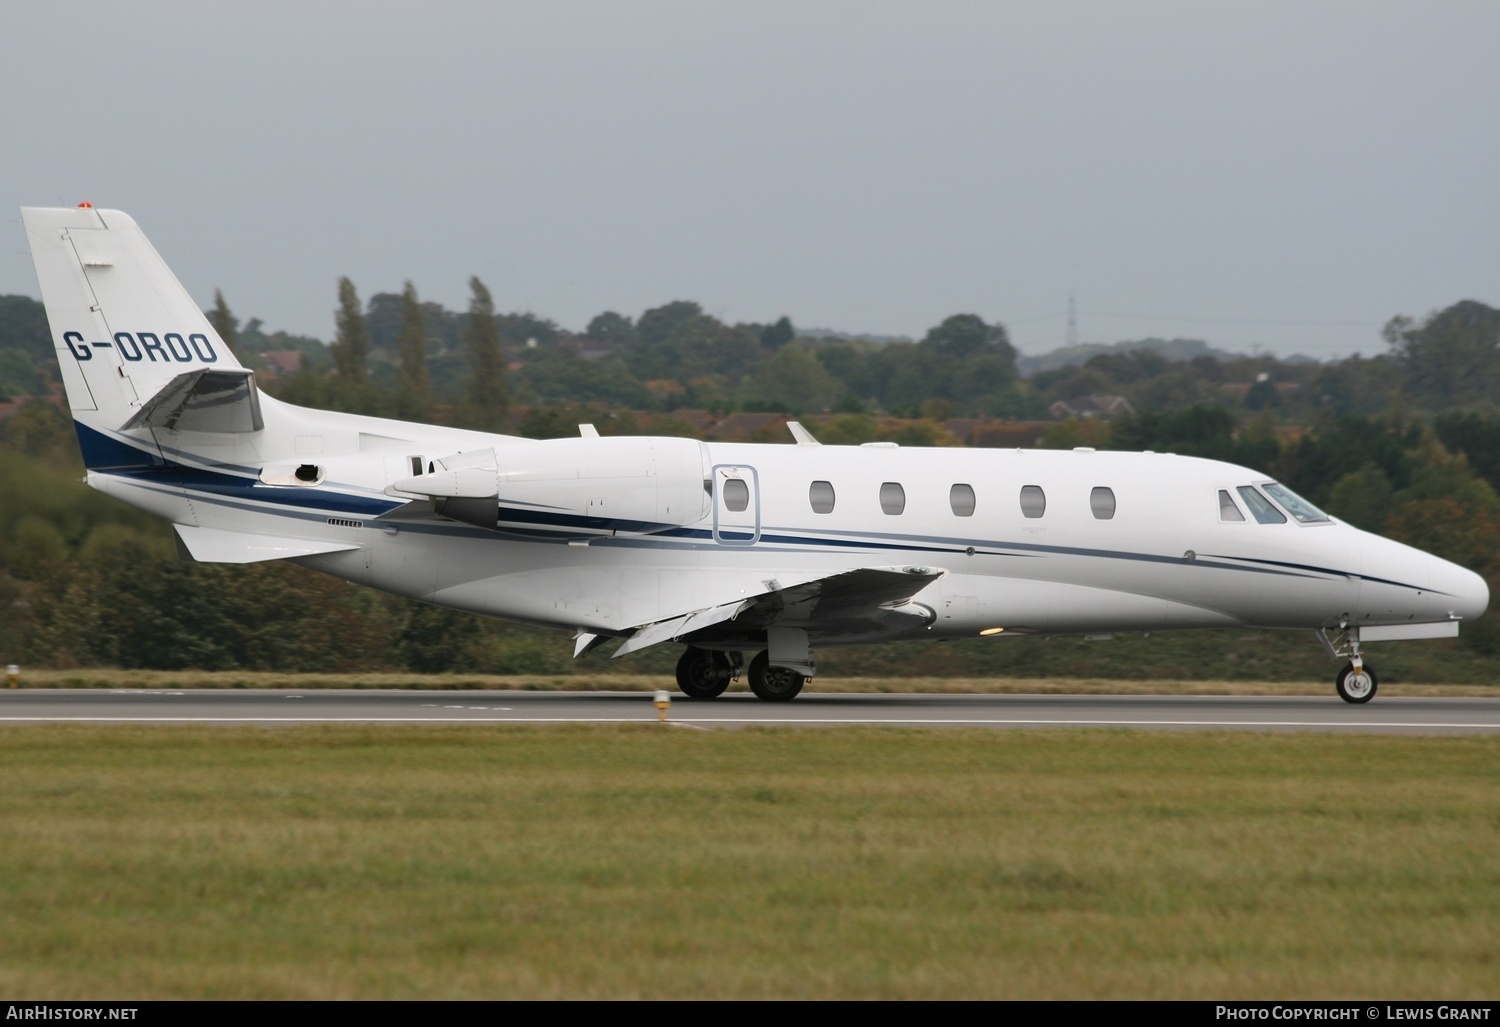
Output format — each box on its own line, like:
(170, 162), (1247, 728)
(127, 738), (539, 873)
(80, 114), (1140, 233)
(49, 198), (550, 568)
(1318, 626), (1378, 704)
(1335, 661), (1377, 703)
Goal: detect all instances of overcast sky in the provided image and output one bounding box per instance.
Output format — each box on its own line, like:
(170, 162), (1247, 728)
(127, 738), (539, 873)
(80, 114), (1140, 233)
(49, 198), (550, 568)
(3, 1), (1497, 359)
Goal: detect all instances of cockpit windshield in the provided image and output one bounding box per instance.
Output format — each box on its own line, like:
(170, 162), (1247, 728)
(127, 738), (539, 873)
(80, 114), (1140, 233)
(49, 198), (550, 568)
(1236, 486), (1286, 524)
(1262, 482), (1330, 523)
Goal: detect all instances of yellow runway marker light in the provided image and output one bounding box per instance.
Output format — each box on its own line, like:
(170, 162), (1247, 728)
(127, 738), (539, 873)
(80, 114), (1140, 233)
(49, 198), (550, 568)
(653, 690), (671, 722)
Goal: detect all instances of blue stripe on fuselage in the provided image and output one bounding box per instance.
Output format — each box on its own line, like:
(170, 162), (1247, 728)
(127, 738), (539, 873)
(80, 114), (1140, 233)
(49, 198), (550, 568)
(77, 422), (1443, 597)
(75, 421), (162, 469)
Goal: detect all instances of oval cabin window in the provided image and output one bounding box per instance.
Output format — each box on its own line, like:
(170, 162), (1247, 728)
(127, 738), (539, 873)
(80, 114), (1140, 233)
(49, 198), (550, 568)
(880, 482), (906, 515)
(1019, 485), (1046, 519)
(1090, 486), (1116, 520)
(722, 478), (750, 512)
(950, 483), (976, 517)
(809, 480), (835, 514)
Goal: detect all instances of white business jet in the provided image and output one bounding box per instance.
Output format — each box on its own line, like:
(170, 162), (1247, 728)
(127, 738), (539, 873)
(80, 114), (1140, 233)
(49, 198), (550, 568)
(20, 206), (1489, 703)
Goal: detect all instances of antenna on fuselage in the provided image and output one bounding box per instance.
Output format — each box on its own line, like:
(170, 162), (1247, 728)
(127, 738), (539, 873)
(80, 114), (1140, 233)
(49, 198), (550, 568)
(787, 422), (821, 446)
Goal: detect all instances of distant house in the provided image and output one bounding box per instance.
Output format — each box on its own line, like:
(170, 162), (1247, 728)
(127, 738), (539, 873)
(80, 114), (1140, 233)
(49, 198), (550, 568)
(667, 409), (718, 434)
(966, 421), (1053, 448)
(0, 394), (65, 422)
(260, 350), (304, 379)
(576, 339), (613, 362)
(1222, 375), (1297, 403)
(941, 419), (987, 445)
(1048, 395), (1134, 420)
(708, 412), (788, 442)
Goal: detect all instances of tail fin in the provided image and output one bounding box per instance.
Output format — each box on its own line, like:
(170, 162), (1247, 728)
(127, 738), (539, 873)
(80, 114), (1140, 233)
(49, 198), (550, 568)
(21, 206), (248, 466)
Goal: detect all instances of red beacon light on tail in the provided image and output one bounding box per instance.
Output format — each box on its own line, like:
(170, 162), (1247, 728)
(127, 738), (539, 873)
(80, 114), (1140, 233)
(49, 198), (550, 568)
(77, 202), (93, 208)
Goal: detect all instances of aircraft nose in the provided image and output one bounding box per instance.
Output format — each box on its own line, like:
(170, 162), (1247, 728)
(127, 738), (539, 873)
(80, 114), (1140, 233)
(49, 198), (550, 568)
(1412, 546), (1490, 624)
(1356, 529), (1490, 625)
(1448, 563), (1491, 623)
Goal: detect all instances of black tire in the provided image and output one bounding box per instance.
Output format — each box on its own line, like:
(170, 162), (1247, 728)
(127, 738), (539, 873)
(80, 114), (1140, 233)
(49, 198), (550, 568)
(748, 650), (805, 702)
(675, 647), (731, 699)
(1335, 662), (1377, 704)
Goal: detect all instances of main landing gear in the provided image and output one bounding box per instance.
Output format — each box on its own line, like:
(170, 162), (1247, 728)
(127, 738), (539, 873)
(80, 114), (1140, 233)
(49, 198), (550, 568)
(675, 647), (732, 699)
(1318, 626), (1377, 704)
(673, 646), (808, 702)
(747, 651), (805, 702)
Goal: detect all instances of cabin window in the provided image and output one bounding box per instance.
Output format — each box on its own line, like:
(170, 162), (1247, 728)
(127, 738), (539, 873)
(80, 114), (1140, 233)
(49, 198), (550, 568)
(409, 456), (423, 476)
(1090, 487), (1116, 520)
(1262, 482), (1330, 523)
(880, 482), (906, 515)
(949, 483), (976, 517)
(809, 480), (836, 514)
(1019, 485), (1046, 519)
(722, 478), (750, 512)
(1237, 485), (1286, 524)
(1218, 490), (1246, 522)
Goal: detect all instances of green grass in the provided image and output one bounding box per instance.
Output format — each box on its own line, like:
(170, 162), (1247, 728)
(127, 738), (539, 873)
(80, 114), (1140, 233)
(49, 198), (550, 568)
(0, 726), (1496, 999)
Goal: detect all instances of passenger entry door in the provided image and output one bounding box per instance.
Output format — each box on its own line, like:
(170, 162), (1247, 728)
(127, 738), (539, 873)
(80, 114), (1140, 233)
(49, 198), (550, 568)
(712, 464), (760, 545)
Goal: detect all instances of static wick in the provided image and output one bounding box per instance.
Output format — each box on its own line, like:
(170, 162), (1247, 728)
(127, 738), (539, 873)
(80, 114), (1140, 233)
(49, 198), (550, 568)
(6, 664), (18, 689)
(653, 689), (671, 722)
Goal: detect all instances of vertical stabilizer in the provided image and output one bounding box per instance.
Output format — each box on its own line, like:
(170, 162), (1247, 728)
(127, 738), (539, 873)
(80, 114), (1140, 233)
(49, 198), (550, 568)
(22, 206), (246, 466)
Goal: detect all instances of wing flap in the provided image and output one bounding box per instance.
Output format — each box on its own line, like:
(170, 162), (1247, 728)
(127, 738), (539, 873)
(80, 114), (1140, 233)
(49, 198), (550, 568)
(772, 565), (945, 617)
(611, 564), (946, 657)
(612, 599), (754, 657)
(174, 524), (362, 564)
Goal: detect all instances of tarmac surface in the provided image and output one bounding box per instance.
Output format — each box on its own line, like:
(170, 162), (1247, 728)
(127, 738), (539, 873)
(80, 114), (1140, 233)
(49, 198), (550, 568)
(2, 689), (1500, 733)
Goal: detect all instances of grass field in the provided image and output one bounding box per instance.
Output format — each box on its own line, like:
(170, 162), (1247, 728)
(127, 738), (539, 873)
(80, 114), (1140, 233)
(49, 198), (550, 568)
(10, 667), (1500, 696)
(0, 725), (1496, 999)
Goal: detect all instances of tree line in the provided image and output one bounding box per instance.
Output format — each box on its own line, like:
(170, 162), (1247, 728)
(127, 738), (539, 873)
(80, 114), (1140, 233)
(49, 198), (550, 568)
(2, 285), (1499, 679)
(4, 394), (1500, 680)
(4, 284), (1498, 431)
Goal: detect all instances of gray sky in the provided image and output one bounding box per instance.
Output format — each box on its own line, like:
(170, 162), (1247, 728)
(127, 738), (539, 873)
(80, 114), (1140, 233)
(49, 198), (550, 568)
(3, 1), (1497, 359)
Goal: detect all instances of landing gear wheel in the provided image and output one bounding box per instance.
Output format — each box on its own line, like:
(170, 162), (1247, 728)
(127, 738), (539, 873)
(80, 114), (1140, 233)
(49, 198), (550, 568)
(748, 651), (805, 702)
(675, 647), (732, 699)
(1336, 662), (1377, 704)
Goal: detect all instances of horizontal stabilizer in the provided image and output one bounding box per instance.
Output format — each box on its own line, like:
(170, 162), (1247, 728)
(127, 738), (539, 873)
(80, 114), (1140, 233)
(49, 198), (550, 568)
(120, 369), (263, 433)
(174, 524), (362, 564)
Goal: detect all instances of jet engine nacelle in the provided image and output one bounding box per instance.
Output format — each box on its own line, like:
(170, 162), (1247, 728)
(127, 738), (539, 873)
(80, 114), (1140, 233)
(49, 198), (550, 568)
(392, 436), (710, 537)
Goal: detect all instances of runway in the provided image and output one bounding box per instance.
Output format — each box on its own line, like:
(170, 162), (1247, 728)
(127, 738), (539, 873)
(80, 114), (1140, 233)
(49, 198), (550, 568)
(2, 689), (1499, 733)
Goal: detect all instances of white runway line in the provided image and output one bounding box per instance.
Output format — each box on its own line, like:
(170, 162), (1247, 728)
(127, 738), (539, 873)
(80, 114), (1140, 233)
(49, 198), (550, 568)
(0, 716), (1496, 729)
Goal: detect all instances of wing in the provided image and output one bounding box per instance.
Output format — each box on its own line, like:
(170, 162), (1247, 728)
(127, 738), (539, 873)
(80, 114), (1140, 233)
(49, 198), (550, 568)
(603, 564), (945, 658)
